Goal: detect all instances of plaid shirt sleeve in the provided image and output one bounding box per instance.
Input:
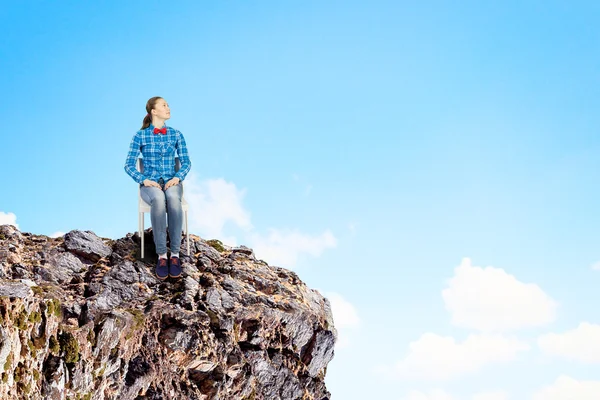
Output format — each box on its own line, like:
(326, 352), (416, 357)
(124, 131), (146, 184)
(174, 130), (192, 181)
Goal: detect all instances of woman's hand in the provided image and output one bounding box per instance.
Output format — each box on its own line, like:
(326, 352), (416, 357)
(143, 179), (162, 188)
(164, 177), (180, 190)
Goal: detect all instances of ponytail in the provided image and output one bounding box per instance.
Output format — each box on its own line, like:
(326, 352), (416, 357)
(141, 113), (152, 130)
(140, 96), (163, 129)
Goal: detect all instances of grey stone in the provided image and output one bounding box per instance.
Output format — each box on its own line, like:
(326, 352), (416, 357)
(232, 245), (254, 257)
(47, 251), (86, 274)
(196, 241), (223, 262)
(205, 287), (224, 313)
(305, 330), (336, 378)
(64, 230), (112, 261)
(182, 276), (199, 307)
(0, 224), (23, 242)
(0, 281), (32, 298)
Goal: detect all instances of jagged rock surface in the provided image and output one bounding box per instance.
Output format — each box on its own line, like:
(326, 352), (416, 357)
(0, 224), (336, 400)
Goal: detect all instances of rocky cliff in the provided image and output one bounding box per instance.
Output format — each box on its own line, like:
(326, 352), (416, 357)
(0, 224), (336, 400)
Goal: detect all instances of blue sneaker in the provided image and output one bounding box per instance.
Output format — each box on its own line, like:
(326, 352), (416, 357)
(169, 256), (182, 278)
(155, 258), (169, 280)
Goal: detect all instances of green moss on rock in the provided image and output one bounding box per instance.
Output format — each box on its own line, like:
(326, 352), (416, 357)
(27, 339), (37, 358)
(14, 309), (28, 330)
(17, 381), (31, 394)
(59, 332), (80, 364)
(207, 239), (225, 252)
(47, 298), (61, 318)
(87, 329), (96, 347)
(127, 308), (145, 330)
(3, 352), (12, 371)
(49, 336), (60, 355)
(31, 286), (44, 295)
(13, 362), (25, 382)
(28, 310), (42, 324)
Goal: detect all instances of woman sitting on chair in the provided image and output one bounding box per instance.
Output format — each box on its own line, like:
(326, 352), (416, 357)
(124, 96), (192, 280)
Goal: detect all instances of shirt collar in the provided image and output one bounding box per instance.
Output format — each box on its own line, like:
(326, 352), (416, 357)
(148, 124), (168, 131)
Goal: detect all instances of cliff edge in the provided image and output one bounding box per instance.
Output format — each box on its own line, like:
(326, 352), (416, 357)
(0, 224), (336, 400)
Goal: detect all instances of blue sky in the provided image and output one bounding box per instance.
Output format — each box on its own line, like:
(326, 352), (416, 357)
(2, 1), (600, 399)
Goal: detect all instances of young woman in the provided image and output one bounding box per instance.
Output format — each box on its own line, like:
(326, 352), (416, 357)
(124, 96), (192, 280)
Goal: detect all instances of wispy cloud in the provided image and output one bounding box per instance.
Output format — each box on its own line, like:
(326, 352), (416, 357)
(401, 390), (508, 400)
(184, 172), (252, 246)
(538, 322), (600, 363)
(348, 221), (358, 235)
(292, 173), (313, 197)
(249, 229), (336, 267)
(532, 375), (600, 400)
(325, 292), (360, 349)
(0, 211), (18, 229)
(381, 332), (529, 381)
(183, 172), (336, 267)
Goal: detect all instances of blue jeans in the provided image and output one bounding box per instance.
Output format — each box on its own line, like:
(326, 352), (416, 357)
(140, 183), (183, 255)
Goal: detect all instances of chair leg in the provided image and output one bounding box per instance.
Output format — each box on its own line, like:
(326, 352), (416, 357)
(139, 212), (144, 259)
(185, 210), (190, 256)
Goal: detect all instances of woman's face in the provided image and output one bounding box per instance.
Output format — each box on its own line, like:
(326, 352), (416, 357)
(152, 98), (171, 121)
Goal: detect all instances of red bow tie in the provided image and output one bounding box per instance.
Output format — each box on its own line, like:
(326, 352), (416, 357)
(153, 127), (167, 135)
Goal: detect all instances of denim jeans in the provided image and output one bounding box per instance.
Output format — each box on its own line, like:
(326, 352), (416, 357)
(140, 182), (183, 255)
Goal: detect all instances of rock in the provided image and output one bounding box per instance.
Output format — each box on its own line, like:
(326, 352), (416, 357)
(0, 224), (23, 242)
(6, 252), (21, 264)
(20, 279), (37, 287)
(232, 245), (254, 257)
(47, 251), (86, 274)
(0, 227), (336, 400)
(0, 281), (32, 298)
(93, 261), (149, 312)
(304, 330), (336, 378)
(0, 325), (12, 368)
(34, 251), (87, 284)
(64, 230), (112, 261)
(181, 276), (199, 308)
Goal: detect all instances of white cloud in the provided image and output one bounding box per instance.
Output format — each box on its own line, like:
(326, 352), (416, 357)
(538, 322), (600, 363)
(402, 391), (507, 400)
(348, 222), (358, 234)
(442, 257), (557, 332)
(404, 389), (455, 400)
(532, 375), (600, 400)
(385, 332), (529, 381)
(304, 184), (313, 196)
(472, 392), (507, 400)
(0, 212), (18, 229)
(183, 173), (336, 267)
(49, 231), (65, 238)
(184, 173), (252, 241)
(325, 292), (360, 349)
(249, 228), (337, 267)
(591, 261), (600, 271)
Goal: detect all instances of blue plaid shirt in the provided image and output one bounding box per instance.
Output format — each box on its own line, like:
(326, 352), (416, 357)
(124, 124), (192, 184)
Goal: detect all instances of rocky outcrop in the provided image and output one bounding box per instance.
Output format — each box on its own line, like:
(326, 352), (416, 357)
(0, 224), (336, 400)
